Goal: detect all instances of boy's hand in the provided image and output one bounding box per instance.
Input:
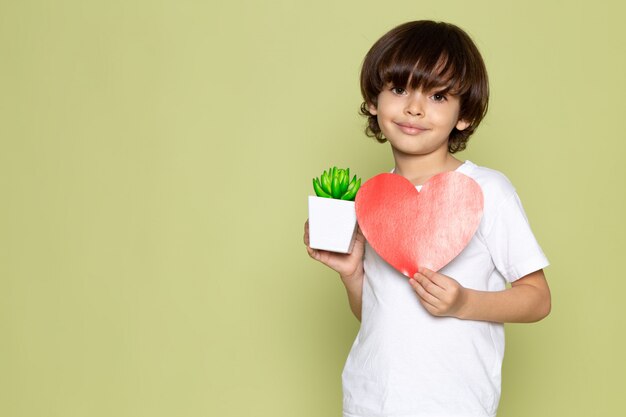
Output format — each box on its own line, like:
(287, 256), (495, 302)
(303, 220), (365, 281)
(304, 220), (366, 321)
(409, 268), (468, 318)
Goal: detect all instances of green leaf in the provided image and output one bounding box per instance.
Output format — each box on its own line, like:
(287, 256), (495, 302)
(313, 178), (332, 198)
(340, 178), (361, 201)
(321, 171), (331, 194)
(331, 174), (342, 198)
(339, 170), (349, 195)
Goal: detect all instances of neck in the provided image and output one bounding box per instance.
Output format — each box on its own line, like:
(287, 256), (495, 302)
(392, 148), (463, 186)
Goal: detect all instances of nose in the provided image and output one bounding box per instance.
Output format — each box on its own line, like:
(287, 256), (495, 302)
(405, 95), (424, 117)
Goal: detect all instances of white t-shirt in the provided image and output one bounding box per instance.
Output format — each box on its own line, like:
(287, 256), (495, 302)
(342, 160), (549, 417)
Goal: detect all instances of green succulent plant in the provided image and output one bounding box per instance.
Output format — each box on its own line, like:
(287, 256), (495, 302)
(312, 167), (361, 201)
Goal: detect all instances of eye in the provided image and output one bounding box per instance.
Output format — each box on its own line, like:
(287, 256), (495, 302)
(431, 93), (447, 102)
(390, 86), (407, 95)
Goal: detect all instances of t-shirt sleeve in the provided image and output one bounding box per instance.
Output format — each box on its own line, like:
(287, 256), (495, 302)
(484, 192), (549, 282)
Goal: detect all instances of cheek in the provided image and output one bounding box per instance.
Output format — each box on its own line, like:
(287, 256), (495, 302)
(435, 109), (461, 127)
(374, 107), (389, 124)
(377, 101), (400, 120)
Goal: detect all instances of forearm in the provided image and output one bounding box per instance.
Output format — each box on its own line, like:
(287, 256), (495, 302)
(458, 276), (551, 323)
(304, 221), (366, 321)
(340, 268), (364, 321)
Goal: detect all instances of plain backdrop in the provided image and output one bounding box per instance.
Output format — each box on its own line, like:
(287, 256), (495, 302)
(1, 0), (625, 416)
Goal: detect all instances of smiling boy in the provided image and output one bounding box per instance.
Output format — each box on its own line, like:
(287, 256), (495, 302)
(305, 21), (551, 417)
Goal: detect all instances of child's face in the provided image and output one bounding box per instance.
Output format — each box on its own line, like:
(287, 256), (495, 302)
(369, 84), (469, 157)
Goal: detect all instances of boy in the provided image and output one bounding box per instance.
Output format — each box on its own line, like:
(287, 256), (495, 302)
(304, 21), (550, 417)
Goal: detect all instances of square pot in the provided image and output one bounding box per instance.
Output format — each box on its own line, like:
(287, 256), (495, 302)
(308, 196), (357, 254)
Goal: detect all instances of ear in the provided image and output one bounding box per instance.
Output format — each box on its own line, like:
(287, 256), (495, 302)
(456, 119), (470, 131)
(367, 102), (378, 115)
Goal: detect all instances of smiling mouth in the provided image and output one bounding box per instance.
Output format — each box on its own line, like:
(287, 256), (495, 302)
(395, 122), (428, 135)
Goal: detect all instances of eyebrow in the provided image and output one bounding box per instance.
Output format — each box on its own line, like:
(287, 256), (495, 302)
(386, 83), (456, 95)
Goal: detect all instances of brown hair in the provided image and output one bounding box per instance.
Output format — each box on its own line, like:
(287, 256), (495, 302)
(360, 21), (489, 153)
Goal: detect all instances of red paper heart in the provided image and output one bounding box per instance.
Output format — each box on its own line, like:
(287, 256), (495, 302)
(355, 171), (483, 278)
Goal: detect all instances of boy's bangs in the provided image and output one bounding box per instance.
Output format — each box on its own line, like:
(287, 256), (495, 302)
(381, 49), (466, 95)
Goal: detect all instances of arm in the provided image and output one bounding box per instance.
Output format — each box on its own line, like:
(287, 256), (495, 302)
(304, 221), (365, 321)
(337, 265), (364, 321)
(409, 268), (551, 323)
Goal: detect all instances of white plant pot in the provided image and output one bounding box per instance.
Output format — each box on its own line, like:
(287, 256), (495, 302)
(308, 196), (358, 254)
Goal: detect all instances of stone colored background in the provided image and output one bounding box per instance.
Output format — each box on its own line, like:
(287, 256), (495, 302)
(2, 1), (624, 416)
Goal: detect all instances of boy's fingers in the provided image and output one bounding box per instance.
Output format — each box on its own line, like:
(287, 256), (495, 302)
(355, 226), (366, 242)
(413, 272), (445, 298)
(420, 267), (449, 289)
(419, 267), (433, 276)
(410, 278), (439, 309)
(303, 220), (310, 245)
(306, 245), (320, 260)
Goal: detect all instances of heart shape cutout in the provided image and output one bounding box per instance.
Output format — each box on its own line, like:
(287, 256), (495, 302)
(355, 171), (483, 278)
